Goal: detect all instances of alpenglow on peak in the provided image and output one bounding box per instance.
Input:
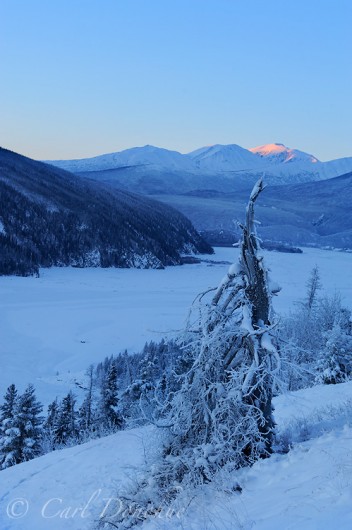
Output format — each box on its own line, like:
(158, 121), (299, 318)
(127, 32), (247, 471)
(249, 143), (319, 164)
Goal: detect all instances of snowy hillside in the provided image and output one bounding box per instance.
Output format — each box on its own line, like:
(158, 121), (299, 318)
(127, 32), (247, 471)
(0, 147), (211, 275)
(1, 381), (352, 530)
(154, 170), (352, 250)
(320, 156), (352, 179)
(1, 245), (352, 529)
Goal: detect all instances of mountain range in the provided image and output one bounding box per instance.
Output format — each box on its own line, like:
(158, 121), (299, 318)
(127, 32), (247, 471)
(0, 147), (212, 276)
(46, 143), (352, 250)
(47, 143), (352, 189)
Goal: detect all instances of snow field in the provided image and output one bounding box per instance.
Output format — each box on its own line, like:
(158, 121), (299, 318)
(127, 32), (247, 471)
(1, 247), (352, 528)
(1, 382), (352, 529)
(1, 247), (351, 404)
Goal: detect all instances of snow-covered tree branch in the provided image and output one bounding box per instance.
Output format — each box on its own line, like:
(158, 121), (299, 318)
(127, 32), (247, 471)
(160, 179), (280, 480)
(98, 179), (282, 528)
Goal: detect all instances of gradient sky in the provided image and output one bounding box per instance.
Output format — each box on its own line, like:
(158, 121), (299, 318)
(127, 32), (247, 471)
(1, 0), (351, 161)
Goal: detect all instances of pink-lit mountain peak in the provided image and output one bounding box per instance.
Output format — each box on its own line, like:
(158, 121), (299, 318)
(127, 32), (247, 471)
(249, 143), (319, 164)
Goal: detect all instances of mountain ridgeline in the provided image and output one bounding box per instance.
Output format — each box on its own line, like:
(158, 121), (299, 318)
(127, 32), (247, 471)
(48, 143), (352, 190)
(46, 143), (352, 250)
(0, 147), (212, 276)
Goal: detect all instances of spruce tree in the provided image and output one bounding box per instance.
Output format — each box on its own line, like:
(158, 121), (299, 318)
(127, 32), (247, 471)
(0, 384), (19, 468)
(42, 398), (60, 451)
(18, 384), (43, 462)
(304, 265), (322, 313)
(1, 384), (43, 467)
(79, 365), (95, 435)
(99, 363), (122, 431)
(316, 323), (352, 384)
(54, 391), (79, 445)
(45, 398), (59, 432)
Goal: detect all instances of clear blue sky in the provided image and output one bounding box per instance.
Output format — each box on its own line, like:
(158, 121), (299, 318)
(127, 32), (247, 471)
(1, 0), (351, 161)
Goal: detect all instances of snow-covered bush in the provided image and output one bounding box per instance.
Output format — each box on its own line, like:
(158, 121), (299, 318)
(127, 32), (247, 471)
(316, 324), (352, 384)
(280, 268), (352, 389)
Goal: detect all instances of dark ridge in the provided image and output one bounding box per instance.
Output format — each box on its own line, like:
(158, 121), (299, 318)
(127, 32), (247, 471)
(0, 147), (213, 276)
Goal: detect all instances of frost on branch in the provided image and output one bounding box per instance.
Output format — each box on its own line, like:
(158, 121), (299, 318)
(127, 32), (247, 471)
(157, 178), (281, 488)
(126, 177), (282, 504)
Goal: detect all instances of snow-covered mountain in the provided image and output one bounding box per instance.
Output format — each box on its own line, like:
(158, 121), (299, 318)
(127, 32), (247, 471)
(44, 143), (352, 249)
(249, 142), (319, 165)
(249, 143), (352, 183)
(46, 142), (352, 188)
(47, 145), (195, 173)
(319, 156), (352, 179)
(188, 143), (264, 172)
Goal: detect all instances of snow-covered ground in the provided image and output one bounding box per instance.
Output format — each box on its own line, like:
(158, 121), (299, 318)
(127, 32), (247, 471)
(1, 381), (352, 530)
(2, 247), (352, 529)
(1, 247), (352, 404)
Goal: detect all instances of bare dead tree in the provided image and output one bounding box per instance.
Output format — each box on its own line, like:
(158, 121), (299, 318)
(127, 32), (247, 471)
(99, 179), (281, 529)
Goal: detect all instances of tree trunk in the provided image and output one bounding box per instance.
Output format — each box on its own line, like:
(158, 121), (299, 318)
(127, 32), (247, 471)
(241, 179), (274, 455)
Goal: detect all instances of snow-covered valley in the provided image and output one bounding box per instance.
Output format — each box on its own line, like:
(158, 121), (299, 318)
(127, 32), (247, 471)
(1, 247), (352, 404)
(2, 246), (352, 529)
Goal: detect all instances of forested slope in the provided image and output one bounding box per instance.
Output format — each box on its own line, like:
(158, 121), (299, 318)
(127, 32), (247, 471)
(0, 147), (212, 275)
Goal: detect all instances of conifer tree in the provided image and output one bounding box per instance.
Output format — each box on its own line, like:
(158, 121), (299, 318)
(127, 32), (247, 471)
(304, 265), (322, 313)
(316, 323), (352, 384)
(79, 365), (95, 434)
(42, 398), (60, 451)
(45, 398), (59, 432)
(0, 384), (19, 468)
(1, 384), (43, 467)
(99, 364), (122, 431)
(54, 391), (78, 445)
(18, 384), (43, 462)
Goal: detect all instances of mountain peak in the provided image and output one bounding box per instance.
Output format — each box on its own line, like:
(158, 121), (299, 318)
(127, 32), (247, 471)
(187, 143), (264, 171)
(47, 145), (194, 173)
(249, 143), (319, 164)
